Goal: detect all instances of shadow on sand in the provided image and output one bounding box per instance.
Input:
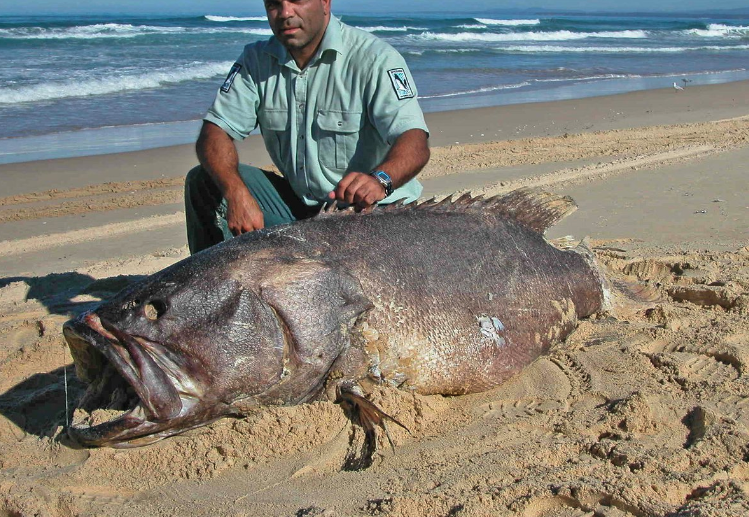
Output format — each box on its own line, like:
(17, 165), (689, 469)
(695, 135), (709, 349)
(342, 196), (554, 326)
(0, 271), (144, 316)
(0, 271), (144, 440)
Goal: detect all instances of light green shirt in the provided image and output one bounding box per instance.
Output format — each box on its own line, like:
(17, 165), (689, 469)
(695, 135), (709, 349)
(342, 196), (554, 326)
(205, 17), (429, 206)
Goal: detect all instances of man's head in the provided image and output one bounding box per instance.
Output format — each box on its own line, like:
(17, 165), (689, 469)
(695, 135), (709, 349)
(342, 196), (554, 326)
(264, 0), (331, 67)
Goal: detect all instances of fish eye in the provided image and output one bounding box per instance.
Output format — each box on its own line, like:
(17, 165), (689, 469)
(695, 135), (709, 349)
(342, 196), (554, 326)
(144, 299), (167, 321)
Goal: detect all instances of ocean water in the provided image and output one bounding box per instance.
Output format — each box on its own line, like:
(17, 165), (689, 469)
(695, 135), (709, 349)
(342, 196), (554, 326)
(1, 11), (748, 163)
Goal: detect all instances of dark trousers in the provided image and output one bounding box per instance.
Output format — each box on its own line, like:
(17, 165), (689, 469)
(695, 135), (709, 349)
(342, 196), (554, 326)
(184, 164), (319, 254)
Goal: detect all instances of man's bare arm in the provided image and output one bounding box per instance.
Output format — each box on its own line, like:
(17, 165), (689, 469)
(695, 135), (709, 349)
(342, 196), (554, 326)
(330, 128), (430, 207)
(196, 121), (264, 233)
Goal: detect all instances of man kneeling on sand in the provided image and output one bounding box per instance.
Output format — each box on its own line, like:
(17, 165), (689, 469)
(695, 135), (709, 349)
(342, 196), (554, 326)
(184, 0), (430, 254)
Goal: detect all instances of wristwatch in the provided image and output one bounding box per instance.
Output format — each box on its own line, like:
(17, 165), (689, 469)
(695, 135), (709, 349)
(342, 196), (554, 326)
(368, 170), (394, 197)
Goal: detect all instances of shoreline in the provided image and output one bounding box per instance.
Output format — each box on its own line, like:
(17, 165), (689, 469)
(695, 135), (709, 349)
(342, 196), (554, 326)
(1, 74), (748, 166)
(2, 79), (748, 190)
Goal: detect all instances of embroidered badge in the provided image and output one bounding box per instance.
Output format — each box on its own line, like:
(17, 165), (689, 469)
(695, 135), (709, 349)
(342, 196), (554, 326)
(220, 63), (242, 93)
(387, 68), (414, 100)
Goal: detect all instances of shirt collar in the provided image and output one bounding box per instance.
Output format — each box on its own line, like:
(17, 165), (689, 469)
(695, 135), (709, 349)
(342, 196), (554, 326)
(265, 16), (344, 70)
(319, 16), (344, 58)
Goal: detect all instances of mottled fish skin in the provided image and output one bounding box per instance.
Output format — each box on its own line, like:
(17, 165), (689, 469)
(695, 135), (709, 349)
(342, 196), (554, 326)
(297, 194), (603, 396)
(63, 188), (605, 447)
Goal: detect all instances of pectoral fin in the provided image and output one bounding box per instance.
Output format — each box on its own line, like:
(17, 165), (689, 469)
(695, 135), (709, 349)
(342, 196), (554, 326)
(335, 380), (410, 464)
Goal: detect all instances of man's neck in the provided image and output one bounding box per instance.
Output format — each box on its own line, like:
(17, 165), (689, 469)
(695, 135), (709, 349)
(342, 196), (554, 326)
(290, 17), (330, 70)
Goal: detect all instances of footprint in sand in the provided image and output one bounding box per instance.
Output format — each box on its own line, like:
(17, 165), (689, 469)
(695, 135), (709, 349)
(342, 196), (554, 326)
(640, 337), (743, 387)
(478, 358), (573, 420)
(613, 254), (744, 311)
(481, 398), (568, 421)
(521, 492), (645, 517)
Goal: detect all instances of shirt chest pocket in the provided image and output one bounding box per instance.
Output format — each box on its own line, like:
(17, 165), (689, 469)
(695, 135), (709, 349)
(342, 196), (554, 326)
(315, 110), (362, 170)
(258, 109), (290, 168)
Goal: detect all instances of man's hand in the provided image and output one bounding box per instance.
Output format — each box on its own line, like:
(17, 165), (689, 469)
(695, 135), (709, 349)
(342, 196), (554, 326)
(197, 121), (265, 235)
(225, 187), (265, 234)
(328, 129), (429, 209)
(329, 172), (386, 208)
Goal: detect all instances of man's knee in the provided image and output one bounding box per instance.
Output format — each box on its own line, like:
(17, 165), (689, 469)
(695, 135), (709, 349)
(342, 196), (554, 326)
(185, 165), (209, 189)
(185, 165), (221, 204)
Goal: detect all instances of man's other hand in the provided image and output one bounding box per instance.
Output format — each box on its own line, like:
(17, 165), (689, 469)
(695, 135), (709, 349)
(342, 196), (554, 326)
(329, 172), (386, 208)
(225, 188), (265, 234)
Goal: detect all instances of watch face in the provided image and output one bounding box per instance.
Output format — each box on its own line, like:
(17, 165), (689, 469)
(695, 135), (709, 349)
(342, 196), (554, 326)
(371, 170), (393, 196)
(375, 171), (391, 182)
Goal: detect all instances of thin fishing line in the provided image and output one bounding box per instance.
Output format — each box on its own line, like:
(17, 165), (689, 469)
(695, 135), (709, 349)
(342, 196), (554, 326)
(63, 342), (70, 426)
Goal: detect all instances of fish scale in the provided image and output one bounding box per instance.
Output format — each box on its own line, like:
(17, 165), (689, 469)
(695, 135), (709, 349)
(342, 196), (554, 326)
(318, 207), (600, 394)
(63, 188), (606, 447)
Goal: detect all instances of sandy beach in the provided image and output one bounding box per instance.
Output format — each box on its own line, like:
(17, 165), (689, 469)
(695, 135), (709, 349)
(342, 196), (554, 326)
(1, 81), (748, 516)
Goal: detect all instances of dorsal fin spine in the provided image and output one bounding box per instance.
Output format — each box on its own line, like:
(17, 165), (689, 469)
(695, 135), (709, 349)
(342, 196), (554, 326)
(313, 188), (576, 234)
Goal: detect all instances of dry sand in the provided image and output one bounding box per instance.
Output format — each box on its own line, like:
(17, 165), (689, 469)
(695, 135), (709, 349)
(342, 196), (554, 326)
(0, 82), (748, 516)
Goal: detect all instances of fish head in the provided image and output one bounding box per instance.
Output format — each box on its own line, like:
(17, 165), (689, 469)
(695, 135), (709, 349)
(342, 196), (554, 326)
(63, 250), (292, 447)
(63, 245), (371, 447)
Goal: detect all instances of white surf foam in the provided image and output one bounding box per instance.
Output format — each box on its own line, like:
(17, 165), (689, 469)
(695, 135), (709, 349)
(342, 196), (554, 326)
(420, 82), (531, 99)
(357, 26), (428, 32)
(415, 30), (647, 43)
(474, 18), (541, 26)
(0, 23), (186, 40)
(502, 44), (749, 53)
(0, 61), (234, 105)
(235, 28), (274, 36)
(455, 24), (487, 30)
(204, 15), (267, 22)
(688, 24), (749, 37)
(0, 22), (275, 40)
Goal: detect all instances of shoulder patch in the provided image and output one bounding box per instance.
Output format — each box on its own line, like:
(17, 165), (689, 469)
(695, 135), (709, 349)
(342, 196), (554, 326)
(220, 63), (242, 93)
(387, 68), (415, 100)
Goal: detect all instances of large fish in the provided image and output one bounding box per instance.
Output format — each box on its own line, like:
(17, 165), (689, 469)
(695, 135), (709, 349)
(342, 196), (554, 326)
(63, 188), (608, 449)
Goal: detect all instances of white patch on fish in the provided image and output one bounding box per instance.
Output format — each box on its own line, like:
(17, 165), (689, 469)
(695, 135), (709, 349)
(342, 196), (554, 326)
(477, 315), (506, 346)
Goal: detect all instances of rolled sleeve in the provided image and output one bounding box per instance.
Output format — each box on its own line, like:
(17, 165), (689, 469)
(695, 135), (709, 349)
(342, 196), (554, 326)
(367, 49), (429, 145)
(203, 49), (260, 141)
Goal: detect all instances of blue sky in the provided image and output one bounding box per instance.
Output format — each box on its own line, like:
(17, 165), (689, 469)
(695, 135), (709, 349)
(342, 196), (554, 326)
(3, 0), (748, 16)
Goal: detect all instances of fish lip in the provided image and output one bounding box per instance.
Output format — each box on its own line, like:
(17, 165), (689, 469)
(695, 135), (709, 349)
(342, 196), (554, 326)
(63, 311), (184, 446)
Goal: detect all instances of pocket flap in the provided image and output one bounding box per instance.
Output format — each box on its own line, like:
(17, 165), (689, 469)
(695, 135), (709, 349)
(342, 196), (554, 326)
(258, 109), (289, 131)
(316, 110), (361, 133)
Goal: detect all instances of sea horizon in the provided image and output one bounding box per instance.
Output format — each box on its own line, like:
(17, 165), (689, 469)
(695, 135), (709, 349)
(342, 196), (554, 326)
(1, 9), (748, 164)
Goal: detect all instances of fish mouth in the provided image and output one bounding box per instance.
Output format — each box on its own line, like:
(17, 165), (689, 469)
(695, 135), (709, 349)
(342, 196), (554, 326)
(63, 311), (199, 447)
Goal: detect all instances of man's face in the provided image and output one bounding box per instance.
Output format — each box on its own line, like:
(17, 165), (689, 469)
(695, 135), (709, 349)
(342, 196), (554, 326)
(264, 0), (330, 53)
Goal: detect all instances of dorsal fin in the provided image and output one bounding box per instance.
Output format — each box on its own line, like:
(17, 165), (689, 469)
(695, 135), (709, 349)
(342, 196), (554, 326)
(314, 188), (576, 233)
(482, 187), (577, 233)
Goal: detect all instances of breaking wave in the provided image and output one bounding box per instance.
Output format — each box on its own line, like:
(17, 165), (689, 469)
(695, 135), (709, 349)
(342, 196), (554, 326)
(409, 44), (749, 56)
(358, 26), (429, 32)
(0, 23), (187, 40)
(414, 30), (648, 43)
(204, 15), (267, 22)
(236, 28), (274, 36)
(0, 61), (233, 105)
(0, 23), (273, 40)
(502, 44), (749, 53)
(420, 82), (531, 99)
(474, 18), (541, 26)
(455, 24), (487, 30)
(688, 24), (749, 37)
